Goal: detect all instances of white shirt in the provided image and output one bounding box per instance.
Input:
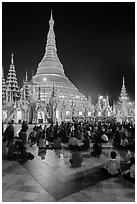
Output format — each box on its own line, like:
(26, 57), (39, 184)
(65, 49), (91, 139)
(101, 134), (108, 142)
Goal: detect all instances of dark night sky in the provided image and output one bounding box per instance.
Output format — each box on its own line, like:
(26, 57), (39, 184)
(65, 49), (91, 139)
(2, 2), (135, 105)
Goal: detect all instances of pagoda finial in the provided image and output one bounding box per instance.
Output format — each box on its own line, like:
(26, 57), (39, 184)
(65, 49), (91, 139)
(11, 52), (14, 65)
(25, 70), (28, 82)
(49, 9), (54, 29)
(123, 76), (125, 86)
(51, 10), (53, 20)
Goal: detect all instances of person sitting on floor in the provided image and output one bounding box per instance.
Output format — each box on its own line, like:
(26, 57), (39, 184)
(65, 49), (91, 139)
(69, 147), (83, 168)
(91, 140), (102, 158)
(53, 136), (62, 150)
(101, 150), (121, 176)
(123, 156), (135, 183)
(15, 141), (34, 164)
(81, 134), (90, 150)
(101, 134), (108, 143)
(120, 134), (128, 150)
(7, 139), (17, 160)
(38, 132), (46, 149)
(68, 135), (79, 151)
(28, 127), (37, 146)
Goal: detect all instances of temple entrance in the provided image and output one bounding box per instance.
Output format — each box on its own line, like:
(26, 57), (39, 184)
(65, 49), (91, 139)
(17, 111), (22, 123)
(37, 111), (44, 123)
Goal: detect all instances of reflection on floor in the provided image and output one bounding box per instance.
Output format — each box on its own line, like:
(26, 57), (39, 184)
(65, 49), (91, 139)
(2, 143), (135, 202)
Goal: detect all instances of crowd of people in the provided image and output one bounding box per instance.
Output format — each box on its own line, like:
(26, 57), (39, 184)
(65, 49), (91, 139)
(2, 117), (135, 183)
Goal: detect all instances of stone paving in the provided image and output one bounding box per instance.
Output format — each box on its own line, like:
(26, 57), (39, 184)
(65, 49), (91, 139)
(2, 142), (135, 202)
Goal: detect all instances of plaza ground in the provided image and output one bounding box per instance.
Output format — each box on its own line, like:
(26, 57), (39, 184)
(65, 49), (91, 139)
(2, 133), (135, 202)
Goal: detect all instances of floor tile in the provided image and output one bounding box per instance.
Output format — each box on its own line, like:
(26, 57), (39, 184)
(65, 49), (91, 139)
(13, 191), (28, 199)
(24, 192), (39, 200)
(35, 193), (56, 202)
(3, 189), (17, 197)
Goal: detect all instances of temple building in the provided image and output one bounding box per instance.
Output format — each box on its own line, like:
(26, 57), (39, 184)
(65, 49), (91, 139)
(95, 95), (112, 118)
(2, 12), (134, 124)
(2, 11), (94, 124)
(112, 77), (135, 123)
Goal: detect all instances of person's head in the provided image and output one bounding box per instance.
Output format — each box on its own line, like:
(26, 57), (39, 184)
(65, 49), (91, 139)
(122, 134), (126, 139)
(130, 156), (135, 164)
(110, 151), (117, 159)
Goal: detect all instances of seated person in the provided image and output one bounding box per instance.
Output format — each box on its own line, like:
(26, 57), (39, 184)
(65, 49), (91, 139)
(15, 141), (34, 164)
(101, 134), (108, 143)
(29, 127), (37, 146)
(69, 147), (83, 168)
(53, 136), (62, 150)
(81, 135), (90, 150)
(101, 151), (121, 176)
(19, 129), (27, 145)
(91, 141), (102, 158)
(120, 135), (128, 150)
(38, 133), (46, 149)
(7, 139), (17, 160)
(123, 156), (135, 183)
(68, 135), (79, 151)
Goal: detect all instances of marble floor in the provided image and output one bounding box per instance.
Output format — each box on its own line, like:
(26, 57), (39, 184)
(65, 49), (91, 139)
(2, 142), (135, 202)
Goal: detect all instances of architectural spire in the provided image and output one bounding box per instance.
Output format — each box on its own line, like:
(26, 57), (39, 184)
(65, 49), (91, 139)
(119, 77), (128, 101)
(2, 67), (6, 104)
(25, 70), (28, 82)
(33, 11), (65, 82)
(11, 52), (14, 65)
(123, 76), (125, 86)
(6, 54), (20, 103)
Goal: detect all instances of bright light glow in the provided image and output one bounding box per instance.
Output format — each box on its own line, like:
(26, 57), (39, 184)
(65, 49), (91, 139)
(108, 111), (111, 117)
(76, 96), (80, 99)
(98, 111), (101, 116)
(103, 99), (106, 102)
(129, 102), (131, 105)
(99, 96), (103, 100)
(79, 111), (82, 116)
(88, 111), (91, 116)
(43, 78), (47, 81)
(66, 111), (69, 115)
(56, 109), (59, 120)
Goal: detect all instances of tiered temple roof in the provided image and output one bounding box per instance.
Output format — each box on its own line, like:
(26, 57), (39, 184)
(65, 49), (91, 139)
(6, 53), (20, 102)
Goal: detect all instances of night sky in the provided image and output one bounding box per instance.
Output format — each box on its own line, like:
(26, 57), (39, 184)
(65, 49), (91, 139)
(2, 2), (135, 105)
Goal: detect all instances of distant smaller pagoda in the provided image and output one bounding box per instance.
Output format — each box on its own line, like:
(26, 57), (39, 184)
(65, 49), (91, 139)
(2, 67), (6, 105)
(6, 53), (20, 104)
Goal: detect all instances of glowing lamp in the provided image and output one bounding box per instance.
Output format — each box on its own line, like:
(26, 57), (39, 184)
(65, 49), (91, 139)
(88, 111), (91, 116)
(99, 96), (103, 100)
(43, 77), (47, 81)
(98, 111), (101, 117)
(79, 111), (82, 116)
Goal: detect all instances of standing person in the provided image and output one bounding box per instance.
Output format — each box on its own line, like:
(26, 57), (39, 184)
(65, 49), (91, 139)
(22, 121), (28, 132)
(21, 120), (29, 144)
(4, 121), (14, 147)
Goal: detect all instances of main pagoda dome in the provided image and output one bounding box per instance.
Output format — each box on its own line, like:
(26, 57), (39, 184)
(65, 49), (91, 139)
(32, 11), (85, 98)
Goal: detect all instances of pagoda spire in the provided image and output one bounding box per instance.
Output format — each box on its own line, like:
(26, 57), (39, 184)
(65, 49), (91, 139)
(2, 67), (6, 104)
(119, 77), (128, 101)
(25, 70), (28, 82)
(33, 11), (65, 82)
(11, 52), (14, 65)
(6, 53), (20, 103)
